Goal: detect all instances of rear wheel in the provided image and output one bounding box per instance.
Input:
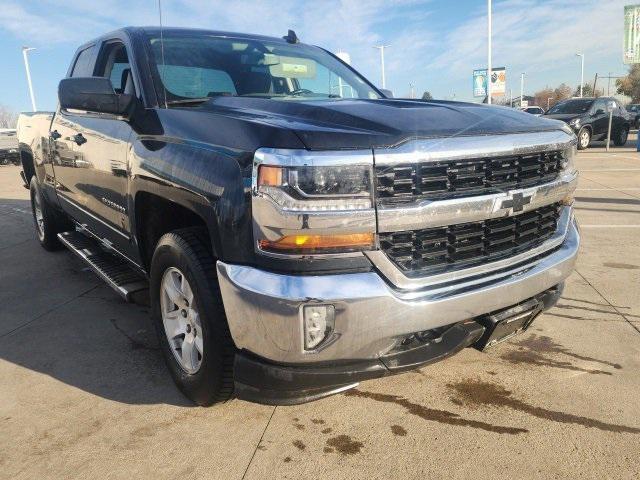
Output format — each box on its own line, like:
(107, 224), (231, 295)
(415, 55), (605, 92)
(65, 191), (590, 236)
(614, 126), (629, 147)
(150, 227), (235, 406)
(29, 177), (70, 251)
(577, 127), (591, 150)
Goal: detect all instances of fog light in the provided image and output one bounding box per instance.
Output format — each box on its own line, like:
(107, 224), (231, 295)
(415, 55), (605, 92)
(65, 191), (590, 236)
(303, 305), (335, 350)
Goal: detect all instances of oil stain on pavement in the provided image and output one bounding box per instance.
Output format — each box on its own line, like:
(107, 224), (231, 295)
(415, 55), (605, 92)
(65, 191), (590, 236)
(325, 435), (364, 455)
(448, 379), (640, 434)
(499, 334), (622, 375)
(344, 389), (528, 435)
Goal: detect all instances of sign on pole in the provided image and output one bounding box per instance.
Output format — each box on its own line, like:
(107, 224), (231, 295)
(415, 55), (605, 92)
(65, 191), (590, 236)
(473, 67), (506, 97)
(624, 4), (640, 64)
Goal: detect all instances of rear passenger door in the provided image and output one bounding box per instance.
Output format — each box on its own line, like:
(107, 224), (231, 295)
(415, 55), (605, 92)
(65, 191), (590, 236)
(590, 99), (608, 137)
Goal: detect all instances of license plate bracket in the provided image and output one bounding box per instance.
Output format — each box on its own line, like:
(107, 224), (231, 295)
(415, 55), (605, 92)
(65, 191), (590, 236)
(473, 298), (542, 351)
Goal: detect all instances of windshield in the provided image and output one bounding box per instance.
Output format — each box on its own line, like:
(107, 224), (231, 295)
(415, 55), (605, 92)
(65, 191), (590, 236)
(547, 99), (594, 114)
(145, 32), (381, 104)
(627, 104), (639, 112)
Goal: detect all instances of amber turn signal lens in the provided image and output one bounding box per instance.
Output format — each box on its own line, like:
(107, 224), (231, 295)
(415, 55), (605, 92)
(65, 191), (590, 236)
(259, 233), (374, 253)
(257, 165), (283, 186)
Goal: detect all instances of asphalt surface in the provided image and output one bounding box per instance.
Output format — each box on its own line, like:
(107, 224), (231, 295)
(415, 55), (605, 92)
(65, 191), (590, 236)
(1, 138), (639, 480)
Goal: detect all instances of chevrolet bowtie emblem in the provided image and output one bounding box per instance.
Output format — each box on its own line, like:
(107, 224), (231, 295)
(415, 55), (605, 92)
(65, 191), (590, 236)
(499, 192), (532, 213)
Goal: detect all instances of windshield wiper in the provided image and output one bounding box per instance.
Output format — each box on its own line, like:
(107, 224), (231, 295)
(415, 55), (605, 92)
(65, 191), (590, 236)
(166, 98), (212, 107)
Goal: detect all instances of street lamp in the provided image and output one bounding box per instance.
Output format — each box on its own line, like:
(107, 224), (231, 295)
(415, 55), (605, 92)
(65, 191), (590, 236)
(373, 45), (390, 89)
(520, 72), (525, 107)
(576, 53), (585, 98)
(22, 46), (37, 112)
(487, 0), (492, 104)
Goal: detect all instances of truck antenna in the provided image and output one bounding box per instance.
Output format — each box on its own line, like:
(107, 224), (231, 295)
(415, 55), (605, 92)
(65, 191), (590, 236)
(158, 0), (168, 108)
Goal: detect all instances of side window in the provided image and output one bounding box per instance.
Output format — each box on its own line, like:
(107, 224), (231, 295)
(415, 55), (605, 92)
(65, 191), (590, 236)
(593, 100), (606, 114)
(70, 46), (95, 77)
(96, 42), (135, 95)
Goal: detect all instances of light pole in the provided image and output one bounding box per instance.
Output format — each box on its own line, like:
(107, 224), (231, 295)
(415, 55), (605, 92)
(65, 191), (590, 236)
(487, 0), (492, 104)
(22, 47), (37, 112)
(520, 72), (525, 107)
(576, 53), (584, 97)
(547, 97), (553, 110)
(373, 45), (390, 89)
(409, 82), (415, 99)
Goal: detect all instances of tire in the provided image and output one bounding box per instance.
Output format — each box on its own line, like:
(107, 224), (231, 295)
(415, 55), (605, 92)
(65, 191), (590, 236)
(577, 127), (591, 150)
(150, 227), (235, 406)
(29, 177), (70, 251)
(614, 126), (629, 147)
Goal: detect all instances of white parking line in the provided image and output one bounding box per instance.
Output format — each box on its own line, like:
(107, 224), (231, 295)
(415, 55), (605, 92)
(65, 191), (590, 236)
(579, 225), (640, 228)
(576, 188), (640, 191)
(581, 168), (640, 172)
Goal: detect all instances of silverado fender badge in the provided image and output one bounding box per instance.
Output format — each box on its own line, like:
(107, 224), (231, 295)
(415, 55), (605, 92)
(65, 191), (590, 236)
(496, 192), (533, 214)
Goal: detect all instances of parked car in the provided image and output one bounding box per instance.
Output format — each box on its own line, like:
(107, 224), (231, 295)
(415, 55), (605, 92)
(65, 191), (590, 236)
(543, 97), (631, 149)
(522, 106), (545, 116)
(625, 103), (640, 129)
(0, 128), (20, 165)
(17, 27), (579, 406)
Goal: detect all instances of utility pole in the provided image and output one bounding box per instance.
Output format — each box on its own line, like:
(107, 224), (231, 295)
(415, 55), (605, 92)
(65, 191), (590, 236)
(22, 47), (37, 112)
(373, 45), (390, 89)
(520, 72), (525, 107)
(593, 73), (598, 97)
(487, 0), (492, 104)
(409, 82), (415, 99)
(509, 88), (513, 107)
(547, 97), (553, 110)
(607, 72), (612, 95)
(576, 53), (584, 97)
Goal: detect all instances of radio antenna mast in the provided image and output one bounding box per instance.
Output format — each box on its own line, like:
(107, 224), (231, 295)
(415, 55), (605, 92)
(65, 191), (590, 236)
(158, 0), (168, 108)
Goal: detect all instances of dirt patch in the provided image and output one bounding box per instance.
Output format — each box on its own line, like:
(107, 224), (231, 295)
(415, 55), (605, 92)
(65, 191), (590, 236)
(323, 447), (334, 453)
(345, 389), (527, 435)
(311, 418), (325, 425)
(292, 440), (306, 451)
(326, 435), (364, 455)
(321, 427), (332, 434)
(283, 456), (292, 463)
(448, 379), (640, 434)
(390, 425), (407, 436)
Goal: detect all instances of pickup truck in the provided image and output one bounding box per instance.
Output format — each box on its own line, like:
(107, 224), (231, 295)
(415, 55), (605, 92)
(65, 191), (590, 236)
(17, 27), (579, 406)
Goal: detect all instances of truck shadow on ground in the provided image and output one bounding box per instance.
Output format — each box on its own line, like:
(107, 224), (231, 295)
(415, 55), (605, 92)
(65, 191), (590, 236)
(0, 197), (193, 406)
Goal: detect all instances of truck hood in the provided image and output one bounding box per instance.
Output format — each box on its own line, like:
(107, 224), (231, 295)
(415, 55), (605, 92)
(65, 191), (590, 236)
(200, 97), (566, 150)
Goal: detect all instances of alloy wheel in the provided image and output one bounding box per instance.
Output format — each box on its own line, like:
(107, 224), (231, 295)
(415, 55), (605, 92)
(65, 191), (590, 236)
(160, 267), (204, 374)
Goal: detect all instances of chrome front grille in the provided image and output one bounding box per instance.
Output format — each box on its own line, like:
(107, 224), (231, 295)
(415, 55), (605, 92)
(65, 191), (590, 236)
(375, 151), (564, 205)
(379, 203), (562, 275)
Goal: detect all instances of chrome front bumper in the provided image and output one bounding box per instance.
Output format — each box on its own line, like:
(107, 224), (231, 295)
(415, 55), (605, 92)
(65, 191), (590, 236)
(216, 214), (580, 364)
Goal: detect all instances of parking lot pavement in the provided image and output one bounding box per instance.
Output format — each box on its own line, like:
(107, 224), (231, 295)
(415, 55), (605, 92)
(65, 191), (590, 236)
(1, 143), (639, 480)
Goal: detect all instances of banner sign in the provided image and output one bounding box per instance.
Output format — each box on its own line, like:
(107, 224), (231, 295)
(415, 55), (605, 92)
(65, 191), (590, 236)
(473, 67), (506, 97)
(624, 5), (640, 64)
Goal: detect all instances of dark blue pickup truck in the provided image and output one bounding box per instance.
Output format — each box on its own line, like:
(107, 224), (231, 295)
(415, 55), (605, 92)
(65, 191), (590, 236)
(17, 27), (579, 406)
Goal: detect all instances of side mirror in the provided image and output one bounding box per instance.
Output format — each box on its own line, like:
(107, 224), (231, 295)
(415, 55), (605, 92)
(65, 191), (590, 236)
(59, 77), (135, 117)
(594, 108), (605, 116)
(379, 88), (394, 98)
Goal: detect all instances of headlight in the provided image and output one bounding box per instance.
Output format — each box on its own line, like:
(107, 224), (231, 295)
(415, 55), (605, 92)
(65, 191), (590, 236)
(561, 144), (576, 173)
(252, 149), (376, 255)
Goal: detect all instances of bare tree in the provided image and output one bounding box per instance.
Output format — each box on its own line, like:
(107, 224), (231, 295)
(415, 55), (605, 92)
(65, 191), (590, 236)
(421, 91), (433, 100)
(0, 105), (18, 129)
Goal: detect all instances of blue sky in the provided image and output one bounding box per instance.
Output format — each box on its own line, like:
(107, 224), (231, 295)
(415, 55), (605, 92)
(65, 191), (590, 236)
(0, 0), (630, 113)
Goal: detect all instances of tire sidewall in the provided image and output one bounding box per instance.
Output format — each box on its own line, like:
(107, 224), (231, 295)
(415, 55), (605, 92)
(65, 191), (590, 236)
(615, 127), (629, 146)
(29, 177), (61, 250)
(150, 233), (229, 405)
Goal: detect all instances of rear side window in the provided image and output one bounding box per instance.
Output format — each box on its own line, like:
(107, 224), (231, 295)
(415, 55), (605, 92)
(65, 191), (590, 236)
(71, 46), (95, 77)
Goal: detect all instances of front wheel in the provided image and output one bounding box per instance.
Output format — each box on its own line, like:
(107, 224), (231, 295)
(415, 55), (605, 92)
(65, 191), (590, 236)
(577, 127), (591, 150)
(614, 126), (629, 147)
(150, 227), (235, 406)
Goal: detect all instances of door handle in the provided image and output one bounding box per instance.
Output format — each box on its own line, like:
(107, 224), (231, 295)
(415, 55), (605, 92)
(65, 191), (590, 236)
(73, 133), (87, 146)
(50, 130), (61, 140)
